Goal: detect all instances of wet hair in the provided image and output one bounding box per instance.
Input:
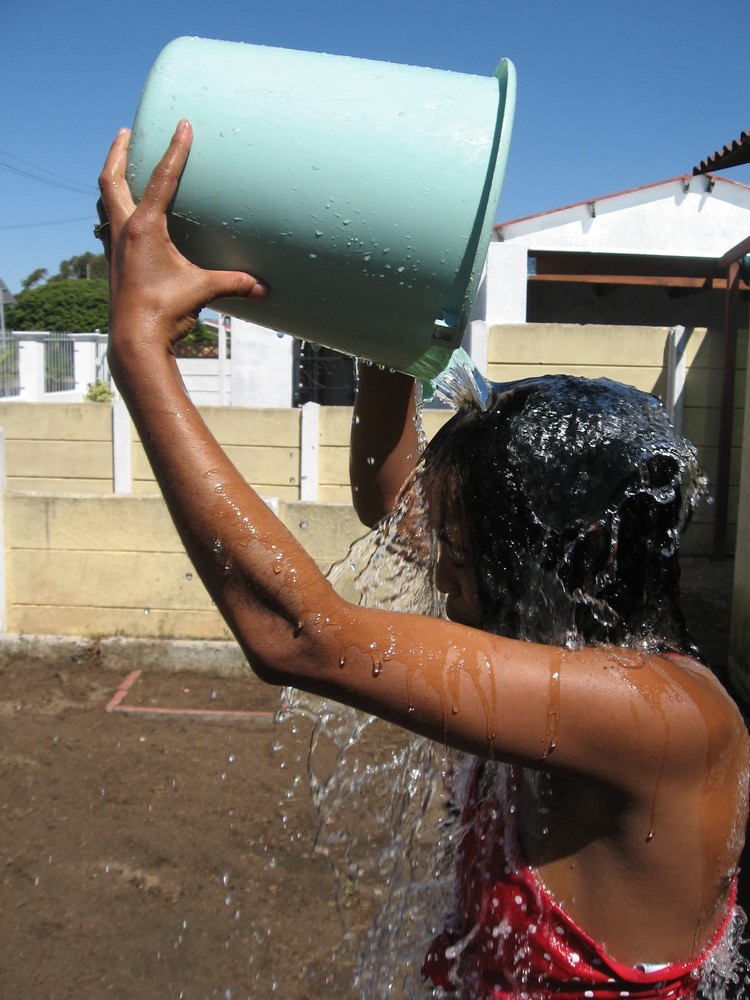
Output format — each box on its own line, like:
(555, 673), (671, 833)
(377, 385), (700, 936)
(420, 375), (708, 656)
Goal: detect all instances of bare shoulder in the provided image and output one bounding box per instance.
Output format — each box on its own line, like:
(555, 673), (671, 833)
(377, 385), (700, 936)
(654, 654), (747, 743)
(546, 645), (749, 793)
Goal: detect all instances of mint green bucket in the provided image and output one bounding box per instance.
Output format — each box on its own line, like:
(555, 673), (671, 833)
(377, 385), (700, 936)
(127, 36), (516, 378)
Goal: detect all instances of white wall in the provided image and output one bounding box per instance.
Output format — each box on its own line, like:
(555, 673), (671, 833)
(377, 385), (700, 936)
(495, 174), (750, 258)
(230, 318), (295, 407)
(466, 243), (528, 374)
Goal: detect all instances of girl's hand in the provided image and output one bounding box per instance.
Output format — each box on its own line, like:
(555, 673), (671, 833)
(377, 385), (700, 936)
(97, 119), (268, 357)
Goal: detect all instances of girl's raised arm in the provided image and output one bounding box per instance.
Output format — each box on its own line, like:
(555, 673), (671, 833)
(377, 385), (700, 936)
(349, 365), (420, 526)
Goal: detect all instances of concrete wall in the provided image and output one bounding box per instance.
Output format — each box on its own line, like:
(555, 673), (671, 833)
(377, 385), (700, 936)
(0, 320), (745, 641)
(4, 493), (365, 640)
(0, 403), (305, 501)
(0, 323), (744, 551)
(131, 407), (303, 500)
(1, 401), (114, 493)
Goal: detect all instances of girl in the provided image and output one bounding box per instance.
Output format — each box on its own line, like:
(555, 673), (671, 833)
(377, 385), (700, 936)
(98, 120), (747, 998)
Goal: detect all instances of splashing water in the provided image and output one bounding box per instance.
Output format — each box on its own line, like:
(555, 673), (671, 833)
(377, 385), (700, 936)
(698, 905), (750, 999)
(425, 347), (496, 413)
(281, 475), (468, 997)
(278, 360), (747, 998)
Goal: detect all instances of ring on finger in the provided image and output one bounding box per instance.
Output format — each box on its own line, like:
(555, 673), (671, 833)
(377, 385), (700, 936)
(93, 221), (110, 240)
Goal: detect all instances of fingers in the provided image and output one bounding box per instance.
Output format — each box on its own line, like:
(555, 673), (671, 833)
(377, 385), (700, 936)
(98, 119), (192, 235)
(98, 118), (270, 318)
(98, 128), (135, 228)
(137, 119), (193, 223)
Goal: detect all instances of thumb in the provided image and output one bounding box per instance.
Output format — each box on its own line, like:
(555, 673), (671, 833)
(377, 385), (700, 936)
(204, 270), (269, 304)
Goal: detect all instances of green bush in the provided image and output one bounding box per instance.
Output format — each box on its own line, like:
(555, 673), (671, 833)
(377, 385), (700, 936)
(85, 379), (115, 402)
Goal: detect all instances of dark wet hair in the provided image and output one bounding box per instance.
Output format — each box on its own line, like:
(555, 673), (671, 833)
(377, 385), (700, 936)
(420, 375), (707, 656)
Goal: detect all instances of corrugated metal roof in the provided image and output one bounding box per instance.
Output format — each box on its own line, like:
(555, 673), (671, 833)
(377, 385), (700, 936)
(694, 129), (750, 175)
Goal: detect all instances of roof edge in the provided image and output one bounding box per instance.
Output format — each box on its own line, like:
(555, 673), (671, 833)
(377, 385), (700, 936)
(496, 172), (750, 232)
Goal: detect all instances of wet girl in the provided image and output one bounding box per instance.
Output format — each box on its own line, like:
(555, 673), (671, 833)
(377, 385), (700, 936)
(99, 121), (748, 998)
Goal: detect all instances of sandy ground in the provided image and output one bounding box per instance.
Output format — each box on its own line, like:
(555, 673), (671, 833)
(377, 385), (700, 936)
(0, 556), (744, 999)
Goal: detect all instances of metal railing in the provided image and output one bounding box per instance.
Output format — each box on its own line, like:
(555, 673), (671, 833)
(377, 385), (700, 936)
(0, 331), (110, 402)
(44, 331), (76, 393)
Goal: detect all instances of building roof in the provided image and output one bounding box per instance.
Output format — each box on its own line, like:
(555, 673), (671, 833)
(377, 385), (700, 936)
(494, 173), (750, 260)
(694, 129), (750, 175)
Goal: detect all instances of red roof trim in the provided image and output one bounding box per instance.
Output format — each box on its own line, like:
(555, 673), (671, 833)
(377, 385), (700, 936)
(495, 172), (750, 231)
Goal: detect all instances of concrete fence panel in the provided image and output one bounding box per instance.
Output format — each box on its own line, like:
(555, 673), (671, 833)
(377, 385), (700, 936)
(0, 401), (114, 493)
(4, 492), (365, 640)
(128, 406), (303, 500)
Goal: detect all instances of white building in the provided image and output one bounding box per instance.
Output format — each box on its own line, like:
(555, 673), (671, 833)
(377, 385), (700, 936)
(229, 171), (750, 405)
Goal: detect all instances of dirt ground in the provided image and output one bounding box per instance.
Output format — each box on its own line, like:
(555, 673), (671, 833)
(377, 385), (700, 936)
(0, 557), (743, 999)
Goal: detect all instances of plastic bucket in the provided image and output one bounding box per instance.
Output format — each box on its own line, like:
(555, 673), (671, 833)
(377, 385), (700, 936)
(127, 36), (516, 378)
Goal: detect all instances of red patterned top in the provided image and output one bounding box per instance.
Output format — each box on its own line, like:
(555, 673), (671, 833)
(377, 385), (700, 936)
(422, 764), (737, 999)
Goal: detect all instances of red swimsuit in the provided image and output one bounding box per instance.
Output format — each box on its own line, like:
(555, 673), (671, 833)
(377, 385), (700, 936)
(422, 764), (737, 999)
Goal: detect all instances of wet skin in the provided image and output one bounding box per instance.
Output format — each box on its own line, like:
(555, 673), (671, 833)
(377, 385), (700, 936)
(99, 121), (749, 968)
(435, 515), (746, 962)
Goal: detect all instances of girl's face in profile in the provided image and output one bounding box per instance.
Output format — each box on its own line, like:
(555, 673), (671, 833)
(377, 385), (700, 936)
(435, 514), (481, 628)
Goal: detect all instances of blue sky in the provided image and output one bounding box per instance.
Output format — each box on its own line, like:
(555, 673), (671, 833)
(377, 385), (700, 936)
(2, 0), (749, 295)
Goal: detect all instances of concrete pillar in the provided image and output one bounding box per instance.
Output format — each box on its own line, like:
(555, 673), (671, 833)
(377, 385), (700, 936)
(15, 332), (46, 401)
(299, 401), (320, 502)
(665, 325), (688, 434)
(113, 395), (133, 495)
(729, 359), (750, 703)
(72, 334), (100, 396)
(217, 316), (229, 406)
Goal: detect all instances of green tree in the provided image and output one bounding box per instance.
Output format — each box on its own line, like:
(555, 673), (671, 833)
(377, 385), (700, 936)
(21, 268), (48, 291)
(6, 279), (109, 332)
(52, 252), (108, 282)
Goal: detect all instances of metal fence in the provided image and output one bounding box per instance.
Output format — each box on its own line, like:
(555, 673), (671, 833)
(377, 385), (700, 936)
(0, 331), (110, 402)
(45, 331), (76, 393)
(92, 335), (109, 386)
(293, 342), (356, 406)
